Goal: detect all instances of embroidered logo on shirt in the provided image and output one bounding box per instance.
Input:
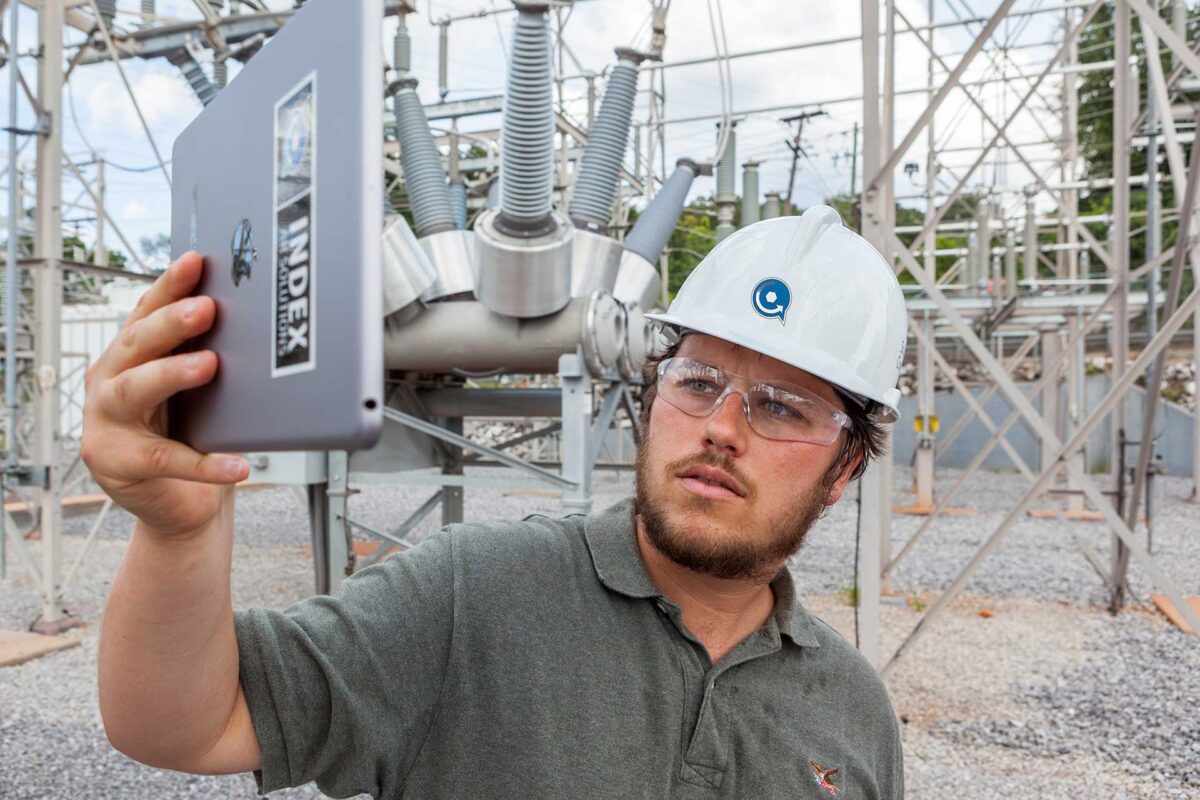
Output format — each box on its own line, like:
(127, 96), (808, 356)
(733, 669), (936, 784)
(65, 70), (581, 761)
(810, 761), (838, 796)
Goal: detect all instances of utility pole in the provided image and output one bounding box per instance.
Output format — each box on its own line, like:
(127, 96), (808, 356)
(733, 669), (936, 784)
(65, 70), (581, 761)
(781, 109), (826, 216)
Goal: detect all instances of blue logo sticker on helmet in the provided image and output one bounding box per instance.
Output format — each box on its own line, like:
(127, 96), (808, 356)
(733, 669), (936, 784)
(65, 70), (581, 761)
(752, 278), (791, 324)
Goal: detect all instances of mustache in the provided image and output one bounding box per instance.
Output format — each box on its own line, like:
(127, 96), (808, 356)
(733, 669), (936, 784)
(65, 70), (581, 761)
(665, 450), (755, 500)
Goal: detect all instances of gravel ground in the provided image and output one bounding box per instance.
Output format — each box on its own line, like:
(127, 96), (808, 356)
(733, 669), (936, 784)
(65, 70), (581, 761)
(2, 465), (1198, 799)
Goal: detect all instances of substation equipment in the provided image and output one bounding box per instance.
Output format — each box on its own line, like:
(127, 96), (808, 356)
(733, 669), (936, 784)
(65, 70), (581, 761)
(0, 0), (706, 610)
(3, 0), (1200, 672)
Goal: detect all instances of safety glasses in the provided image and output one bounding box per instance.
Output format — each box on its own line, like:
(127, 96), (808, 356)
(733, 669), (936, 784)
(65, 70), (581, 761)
(656, 357), (850, 446)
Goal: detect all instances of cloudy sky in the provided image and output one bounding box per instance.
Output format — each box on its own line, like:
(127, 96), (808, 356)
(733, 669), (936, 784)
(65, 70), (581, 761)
(1, 0), (1069, 272)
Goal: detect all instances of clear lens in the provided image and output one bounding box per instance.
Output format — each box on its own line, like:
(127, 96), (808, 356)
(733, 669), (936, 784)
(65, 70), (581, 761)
(657, 357), (849, 446)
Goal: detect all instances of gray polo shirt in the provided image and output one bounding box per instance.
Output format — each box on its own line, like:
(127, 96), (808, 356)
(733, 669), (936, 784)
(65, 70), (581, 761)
(235, 497), (904, 799)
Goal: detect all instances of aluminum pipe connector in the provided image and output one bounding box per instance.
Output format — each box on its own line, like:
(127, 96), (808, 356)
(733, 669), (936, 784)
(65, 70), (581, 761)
(384, 291), (624, 377)
(419, 229), (476, 302)
(613, 249), (661, 312)
(381, 214), (437, 323)
(474, 206), (573, 317)
(570, 228), (624, 298)
(617, 301), (656, 383)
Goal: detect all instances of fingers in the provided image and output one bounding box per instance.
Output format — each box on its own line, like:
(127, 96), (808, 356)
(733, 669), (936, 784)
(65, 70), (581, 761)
(89, 252), (208, 386)
(125, 252), (204, 330)
(109, 434), (248, 486)
(98, 291), (216, 384)
(99, 350), (218, 426)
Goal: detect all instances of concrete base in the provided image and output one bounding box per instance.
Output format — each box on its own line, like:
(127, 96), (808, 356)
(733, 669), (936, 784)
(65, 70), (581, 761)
(0, 629), (81, 667)
(893, 504), (977, 516)
(27, 615), (86, 637)
(1027, 508), (1137, 523)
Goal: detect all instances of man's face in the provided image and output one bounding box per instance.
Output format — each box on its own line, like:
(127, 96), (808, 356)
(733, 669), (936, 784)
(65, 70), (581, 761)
(634, 333), (856, 581)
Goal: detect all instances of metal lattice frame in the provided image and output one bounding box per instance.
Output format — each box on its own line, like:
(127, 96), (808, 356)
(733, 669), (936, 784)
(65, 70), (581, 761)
(856, 0), (1200, 676)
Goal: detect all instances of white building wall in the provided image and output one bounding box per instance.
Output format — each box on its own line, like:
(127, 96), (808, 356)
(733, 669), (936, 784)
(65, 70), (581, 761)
(59, 278), (148, 440)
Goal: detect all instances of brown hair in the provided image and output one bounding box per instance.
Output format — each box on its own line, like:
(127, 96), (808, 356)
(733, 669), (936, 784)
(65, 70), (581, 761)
(638, 339), (886, 484)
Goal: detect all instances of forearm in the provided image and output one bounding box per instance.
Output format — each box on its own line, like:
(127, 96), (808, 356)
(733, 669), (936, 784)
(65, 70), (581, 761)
(98, 488), (242, 769)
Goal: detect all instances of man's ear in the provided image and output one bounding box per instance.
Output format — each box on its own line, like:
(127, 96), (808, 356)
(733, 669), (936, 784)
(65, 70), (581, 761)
(824, 451), (863, 505)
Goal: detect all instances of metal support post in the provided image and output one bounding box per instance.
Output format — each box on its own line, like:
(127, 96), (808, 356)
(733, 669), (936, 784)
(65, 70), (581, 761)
(1004, 228), (1017, 299)
(1195, 316), (1200, 501)
(307, 480), (331, 594)
(856, 0), (886, 668)
(1062, 5), (1079, 282)
(1109, 0), (1132, 608)
(914, 313), (934, 510)
(974, 199), (990, 291)
(1039, 325), (1063, 475)
(2, 0), (23, 580)
(93, 157), (106, 266)
(31, 0), (69, 631)
(857, 457), (882, 669)
(441, 416), (464, 525)
(559, 351), (593, 515)
(1023, 192), (1037, 283)
(1115, 112), (1200, 609)
(1066, 311), (1086, 517)
(322, 450), (352, 594)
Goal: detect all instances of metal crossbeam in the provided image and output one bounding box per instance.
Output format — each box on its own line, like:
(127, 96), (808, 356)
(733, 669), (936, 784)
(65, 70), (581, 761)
(911, 321), (1034, 481)
(909, 322), (1111, 585)
(867, 0), (1018, 194)
(906, 2), (1104, 259)
(1126, 0), (1200, 79)
(590, 384), (624, 462)
(933, 333), (1038, 457)
(882, 233), (1200, 675)
(382, 407), (577, 489)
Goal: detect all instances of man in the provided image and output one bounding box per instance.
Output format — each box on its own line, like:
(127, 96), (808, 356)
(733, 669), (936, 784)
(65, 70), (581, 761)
(86, 205), (908, 798)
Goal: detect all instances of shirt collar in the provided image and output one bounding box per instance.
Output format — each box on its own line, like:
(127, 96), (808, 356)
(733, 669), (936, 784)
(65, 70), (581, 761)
(582, 497), (821, 648)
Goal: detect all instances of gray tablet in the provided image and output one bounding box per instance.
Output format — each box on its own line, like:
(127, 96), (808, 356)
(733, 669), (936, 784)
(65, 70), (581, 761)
(168, 0), (383, 453)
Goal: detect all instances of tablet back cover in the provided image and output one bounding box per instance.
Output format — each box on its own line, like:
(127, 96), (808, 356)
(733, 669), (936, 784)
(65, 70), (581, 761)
(168, 0), (383, 453)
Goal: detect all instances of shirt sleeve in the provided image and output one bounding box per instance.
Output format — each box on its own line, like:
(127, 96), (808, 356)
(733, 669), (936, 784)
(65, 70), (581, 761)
(234, 528), (456, 798)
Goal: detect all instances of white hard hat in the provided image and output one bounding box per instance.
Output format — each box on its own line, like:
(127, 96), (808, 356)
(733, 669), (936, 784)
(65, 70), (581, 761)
(645, 205), (907, 423)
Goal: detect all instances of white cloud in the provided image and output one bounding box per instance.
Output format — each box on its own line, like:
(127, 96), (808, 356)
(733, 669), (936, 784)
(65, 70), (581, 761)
(122, 200), (152, 220)
(82, 63), (199, 138)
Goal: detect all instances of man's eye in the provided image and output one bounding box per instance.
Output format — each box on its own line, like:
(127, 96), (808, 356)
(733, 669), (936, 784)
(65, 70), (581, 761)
(762, 399), (804, 420)
(683, 377), (720, 394)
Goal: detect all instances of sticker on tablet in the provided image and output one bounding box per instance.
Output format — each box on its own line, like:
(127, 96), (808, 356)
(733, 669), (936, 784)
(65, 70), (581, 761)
(272, 72), (317, 378)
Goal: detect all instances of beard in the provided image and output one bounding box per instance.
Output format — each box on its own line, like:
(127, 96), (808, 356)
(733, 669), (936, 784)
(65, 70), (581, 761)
(633, 442), (833, 582)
